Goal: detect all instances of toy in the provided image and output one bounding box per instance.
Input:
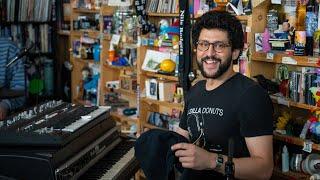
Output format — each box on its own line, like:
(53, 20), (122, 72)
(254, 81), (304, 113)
(276, 111), (291, 130)
(309, 87), (320, 106)
(159, 59), (176, 73)
(262, 28), (271, 53)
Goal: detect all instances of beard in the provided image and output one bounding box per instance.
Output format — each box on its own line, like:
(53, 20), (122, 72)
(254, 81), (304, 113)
(197, 55), (233, 79)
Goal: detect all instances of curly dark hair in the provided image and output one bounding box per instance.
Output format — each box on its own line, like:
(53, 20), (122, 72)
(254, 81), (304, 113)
(192, 11), (244, 52)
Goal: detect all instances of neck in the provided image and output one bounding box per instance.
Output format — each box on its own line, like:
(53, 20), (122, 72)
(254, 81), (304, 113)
(206, 68), (236, 91)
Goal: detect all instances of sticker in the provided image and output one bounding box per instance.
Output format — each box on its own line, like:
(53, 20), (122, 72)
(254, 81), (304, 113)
(282, 57), (297, 65)
(266, 53), (274, 60)
(303, 140), (313, 153)
(110, 34), (121, 45)
(277, 97), (289, 106)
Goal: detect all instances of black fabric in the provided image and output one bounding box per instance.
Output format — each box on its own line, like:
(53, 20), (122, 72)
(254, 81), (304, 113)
(134, 129), (189, 180)
(179, 0), (192, 94)
(179, 73), (273, 169)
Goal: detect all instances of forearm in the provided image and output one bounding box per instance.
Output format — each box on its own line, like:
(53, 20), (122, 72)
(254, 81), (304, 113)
(1, 96), (25, 112)
(209, 154), (273, 179)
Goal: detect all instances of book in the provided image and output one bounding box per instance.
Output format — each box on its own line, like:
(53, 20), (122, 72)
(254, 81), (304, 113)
(158, 80), (176, 102)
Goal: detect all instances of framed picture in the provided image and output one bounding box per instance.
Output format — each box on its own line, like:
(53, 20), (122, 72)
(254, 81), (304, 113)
(146, 79), (158, 100)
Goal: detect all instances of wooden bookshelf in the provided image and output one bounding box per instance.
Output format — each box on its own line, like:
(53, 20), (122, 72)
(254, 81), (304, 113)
(140, 97), (184, 110)
(110, 111), (138, 125)
(104, 63), (135, 71)
(72, 8), (99, 14)
(272, 168), (309, 180)
(58, 30), (70, 36)
(252, 52), (320, 68)
(143, 71), (179, 82)
(73, 57), (94, 63)
(147, 12), (179, 17)
(114, 88), (137, 97)
(270, 95), (320, 111)
(273, 132), (320, 151)
(71, 30), (100, 38)
(142, 122), (167, 131)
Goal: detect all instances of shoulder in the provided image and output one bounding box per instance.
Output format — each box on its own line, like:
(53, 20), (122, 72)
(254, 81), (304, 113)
(187, 80), (205, 94)
(184, 80), (206, 101)
(0, 38), (19, 49)
(232, 74), (267, 96)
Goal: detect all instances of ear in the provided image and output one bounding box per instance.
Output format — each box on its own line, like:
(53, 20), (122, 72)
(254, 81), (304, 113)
(231, 49), (241, 61)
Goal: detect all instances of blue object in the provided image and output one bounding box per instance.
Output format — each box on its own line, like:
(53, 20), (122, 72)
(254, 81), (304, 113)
(93, 44), (100, 62)
(84, 74), (99, 91)
(111, 57), (129, 66)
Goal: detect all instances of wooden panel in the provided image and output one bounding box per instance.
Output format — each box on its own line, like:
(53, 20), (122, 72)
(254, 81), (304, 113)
(101, 6), (115, 15)
(274, 132), (320, 151)
(140, 98), (184, 111)
(147, 12), (179, 17)
(252, 52), (320, 68)
(71, 59), (87, 101)
(249, 60), (276, 80)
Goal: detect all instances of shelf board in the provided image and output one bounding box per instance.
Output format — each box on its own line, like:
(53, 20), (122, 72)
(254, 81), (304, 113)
(252, 52), (320, 67)
(147, 12), (179, 17)
(114, 88), (137, 97)
(272, 168), (309, 180)
(58, 30), (70, 36)
(270, 95), (320, 111)
(73, 8), (99, 14)
(141, 97), (183, 110)
(1, 21), (53, 25)
(71, 30), (100, 38)
(110, 111), (138, 125)
(73, 57), (94, 63)
(142, 122), (168, 131)
(104, 63), (135, 71)
(73, 98), (86, 105)
(273, 132), (320, 151)
(143, 71), (178, 81)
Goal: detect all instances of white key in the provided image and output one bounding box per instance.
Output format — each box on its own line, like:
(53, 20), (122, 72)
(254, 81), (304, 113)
(62, 106), (110, 132)
(99, 147), (135, 180)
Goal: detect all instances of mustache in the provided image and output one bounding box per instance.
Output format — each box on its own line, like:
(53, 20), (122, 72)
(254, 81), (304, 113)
(200, 56), (222, 63)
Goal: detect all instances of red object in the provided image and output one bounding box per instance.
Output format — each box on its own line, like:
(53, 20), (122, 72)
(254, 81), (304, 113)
(309, 116), (318, 123)
(279, 79), (289, 97)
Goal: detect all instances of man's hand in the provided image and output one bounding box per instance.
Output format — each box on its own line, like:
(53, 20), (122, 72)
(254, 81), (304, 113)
(171, 143), (215, 170)
(0, 106), (7, 120)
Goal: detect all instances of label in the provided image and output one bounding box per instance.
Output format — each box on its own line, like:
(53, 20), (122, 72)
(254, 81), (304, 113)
(277, 97), (289, 106)
(110, 34), (120, 45)
(282, 57), (297, 65)
(266, 53), (274, 60)
(303, 140), (313, 153)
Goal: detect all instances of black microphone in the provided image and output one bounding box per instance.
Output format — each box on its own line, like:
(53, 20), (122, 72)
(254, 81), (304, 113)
(225, 137), (235, 180)
(6, 43), (34, 68)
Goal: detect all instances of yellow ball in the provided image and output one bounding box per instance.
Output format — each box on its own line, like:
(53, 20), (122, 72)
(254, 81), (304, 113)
(160, 59), (176, 73)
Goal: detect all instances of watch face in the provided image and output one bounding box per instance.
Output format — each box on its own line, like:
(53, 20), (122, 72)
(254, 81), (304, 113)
(216, 154), (224, 169)
(217, 156), (224, 163)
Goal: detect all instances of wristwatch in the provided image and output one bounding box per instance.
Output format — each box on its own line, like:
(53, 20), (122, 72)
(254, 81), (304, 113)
(215, 153), (224, 170)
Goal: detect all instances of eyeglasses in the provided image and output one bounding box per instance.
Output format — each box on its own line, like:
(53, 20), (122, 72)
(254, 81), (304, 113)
(196, 40), (230, 52)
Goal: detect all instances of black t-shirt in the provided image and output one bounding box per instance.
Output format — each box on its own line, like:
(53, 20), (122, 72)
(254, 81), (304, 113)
(179, 73), (273, 179)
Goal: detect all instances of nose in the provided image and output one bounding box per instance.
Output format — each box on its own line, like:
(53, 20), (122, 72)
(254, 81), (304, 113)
(205, 44), (217, 56)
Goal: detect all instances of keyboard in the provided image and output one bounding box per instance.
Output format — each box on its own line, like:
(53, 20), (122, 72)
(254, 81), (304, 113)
(80, 139), (139, 180)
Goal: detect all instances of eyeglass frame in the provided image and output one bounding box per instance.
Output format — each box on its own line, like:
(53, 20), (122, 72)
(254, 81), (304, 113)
(196, 40), (231, 52)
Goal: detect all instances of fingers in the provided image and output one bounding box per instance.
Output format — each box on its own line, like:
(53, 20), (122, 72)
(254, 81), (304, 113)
(171, 143), (191, 151)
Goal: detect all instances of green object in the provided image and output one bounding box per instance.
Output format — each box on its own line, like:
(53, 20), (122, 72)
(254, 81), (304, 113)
(29, 79), (44, 94)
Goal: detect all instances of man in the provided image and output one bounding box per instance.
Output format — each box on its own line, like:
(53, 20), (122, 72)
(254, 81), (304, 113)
(171, 11), (274, 179)
(0, 37), (26, 120)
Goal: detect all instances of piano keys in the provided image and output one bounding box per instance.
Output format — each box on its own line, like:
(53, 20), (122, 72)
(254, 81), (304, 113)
(80, 138), (139, 180)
